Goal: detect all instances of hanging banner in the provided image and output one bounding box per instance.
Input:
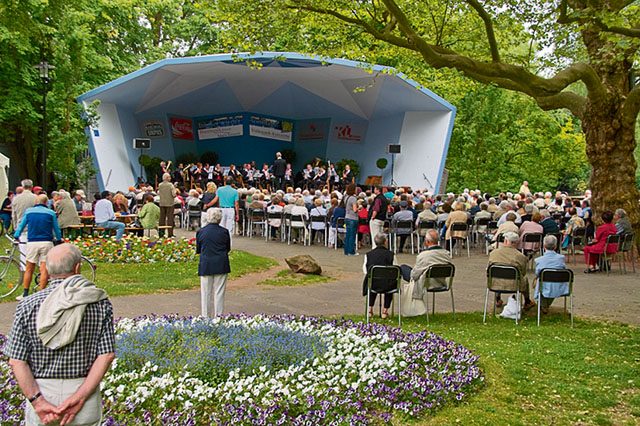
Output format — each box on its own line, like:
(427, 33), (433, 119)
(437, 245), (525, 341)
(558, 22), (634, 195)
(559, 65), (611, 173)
(249, 115), (293, 142)
(170, 117), (194, 140)
(141, 119), (165, 138)
(197, 115), (244, 140)
(295, 119), (328, 142)
(332, 122), (367, 143)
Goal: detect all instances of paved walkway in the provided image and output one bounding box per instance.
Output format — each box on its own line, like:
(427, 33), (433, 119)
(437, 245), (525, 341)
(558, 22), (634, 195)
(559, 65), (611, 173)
(1, 231), (638, 333)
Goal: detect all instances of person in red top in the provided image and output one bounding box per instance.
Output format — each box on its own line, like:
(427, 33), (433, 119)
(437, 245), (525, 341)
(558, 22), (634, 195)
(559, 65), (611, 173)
(583, 210), (618, 273)
(357, 200), (370, 250)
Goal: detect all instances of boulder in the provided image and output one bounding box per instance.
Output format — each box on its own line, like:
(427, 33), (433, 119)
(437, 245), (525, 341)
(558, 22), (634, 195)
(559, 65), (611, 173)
(285, 255), (322, 275)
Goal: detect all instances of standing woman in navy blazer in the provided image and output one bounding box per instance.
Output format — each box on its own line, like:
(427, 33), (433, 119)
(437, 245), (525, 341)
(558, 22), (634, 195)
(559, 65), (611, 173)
(196, 208), (231, 317)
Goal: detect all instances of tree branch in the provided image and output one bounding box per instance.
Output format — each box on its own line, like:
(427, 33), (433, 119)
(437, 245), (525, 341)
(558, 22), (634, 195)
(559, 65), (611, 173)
(463, 0), (500, 62)
(535, 92), (587, 118)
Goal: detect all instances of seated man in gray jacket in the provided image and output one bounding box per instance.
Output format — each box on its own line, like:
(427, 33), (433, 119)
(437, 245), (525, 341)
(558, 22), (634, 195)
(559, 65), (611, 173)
(408, 229), (452, 299)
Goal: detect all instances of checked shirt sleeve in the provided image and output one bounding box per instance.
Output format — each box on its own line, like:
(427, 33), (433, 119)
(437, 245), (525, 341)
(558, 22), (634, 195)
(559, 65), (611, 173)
(3, 305), (32, 361)
(96, 301), (116, 355)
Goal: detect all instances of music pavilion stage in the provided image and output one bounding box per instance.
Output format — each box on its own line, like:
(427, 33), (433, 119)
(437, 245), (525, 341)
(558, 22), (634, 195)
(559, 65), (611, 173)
(78, 52), (456, 192)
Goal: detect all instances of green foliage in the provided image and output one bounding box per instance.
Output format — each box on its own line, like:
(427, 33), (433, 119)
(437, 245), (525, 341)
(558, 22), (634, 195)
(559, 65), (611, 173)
(446, 85), (589, 194)
(376, 158), (388, 171)
(138, 154), (163, 182)
(175, 152), (198, 166)
(280, 148), (296, 164)
(200, 151), (218, 165)
(336, 158), (360, 178)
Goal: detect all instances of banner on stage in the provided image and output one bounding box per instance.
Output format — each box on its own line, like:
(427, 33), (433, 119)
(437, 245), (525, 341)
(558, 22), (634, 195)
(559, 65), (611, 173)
(197, 115), (244, 140)
(170, 117), (194, 140)
(141, 119), (165, 138)
(295, 119), (328, 142)
(332, 121), (367, 143)
(249, 115), (293, 142)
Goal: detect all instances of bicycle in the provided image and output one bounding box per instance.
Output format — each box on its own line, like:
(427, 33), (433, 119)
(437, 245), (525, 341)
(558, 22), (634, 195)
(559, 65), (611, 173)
(0, 235), (97, 299)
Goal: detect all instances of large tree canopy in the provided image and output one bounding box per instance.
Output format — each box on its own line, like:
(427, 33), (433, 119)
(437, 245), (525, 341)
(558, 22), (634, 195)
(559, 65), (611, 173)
(219, 0), (640, 235)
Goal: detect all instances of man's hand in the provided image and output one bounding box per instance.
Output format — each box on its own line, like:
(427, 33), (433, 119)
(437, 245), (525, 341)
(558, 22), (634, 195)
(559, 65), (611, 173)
(32, 397), (60, 424)
(56, 393), (87, 426)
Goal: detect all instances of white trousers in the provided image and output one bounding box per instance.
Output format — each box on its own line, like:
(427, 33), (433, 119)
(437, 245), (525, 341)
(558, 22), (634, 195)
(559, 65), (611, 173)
(18, 232), (27, 271)
(220, 208), (235, 238)
(26, 378), (101, 426)
(369, 219), (385, 249)
(200, 274), (228, 317)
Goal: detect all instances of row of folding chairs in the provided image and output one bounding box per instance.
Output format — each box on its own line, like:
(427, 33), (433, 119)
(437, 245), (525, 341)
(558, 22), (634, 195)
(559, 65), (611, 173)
(364, 263), (573, 327)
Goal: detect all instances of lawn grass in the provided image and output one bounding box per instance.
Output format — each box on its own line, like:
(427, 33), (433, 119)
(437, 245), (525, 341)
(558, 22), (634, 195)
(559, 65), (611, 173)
(258, 269), (332, 286)
(346, 312), (639, 425)
(92, 250), (277, 297)
(0, 249), (277, 301)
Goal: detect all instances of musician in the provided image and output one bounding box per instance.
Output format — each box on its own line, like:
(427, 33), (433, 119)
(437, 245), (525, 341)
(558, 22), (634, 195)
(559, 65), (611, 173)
(173, 163), (185, 185)
(261, 164), (272, 190)
(314, 166), (327, 189)
(253, 166), (263, 189)
(284, 164), (293, 189)
(191, 162), (205, 188)
(226, 164), (241, 184)
(328, 163), (339, 191)
(212, 164), (223, 186)
(205, 163), (214, 183)
(342, 164), (353, 187)
(303, 164), (315, 190)
(273, 152), (287, 190)
(160, 161), (170, 174)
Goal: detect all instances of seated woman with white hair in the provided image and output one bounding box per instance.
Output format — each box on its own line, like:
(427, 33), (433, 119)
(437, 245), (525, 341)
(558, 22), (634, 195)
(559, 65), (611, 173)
(196, 208), (231, 318)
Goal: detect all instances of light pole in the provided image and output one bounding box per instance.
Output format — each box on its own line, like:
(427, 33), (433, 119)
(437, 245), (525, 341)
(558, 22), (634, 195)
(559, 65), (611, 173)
(34, 60), (55, 190)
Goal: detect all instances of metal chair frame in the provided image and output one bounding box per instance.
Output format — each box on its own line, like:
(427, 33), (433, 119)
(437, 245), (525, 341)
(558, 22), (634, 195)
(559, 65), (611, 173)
(484, 263), (523, 325)
(421, 263), (456, 323)
(536, 268), (574, 327)
(448, 222), (470, 258)
(310, 215), (328, 246)
(602, 233), (621, 275)
(391, 220), (415, 254)
(365, 265), (402, 327)
(416, 220), (437, 252)
(288, 214), (309, 246)
(569, 227), (587, 264)
(333, 217), (346, 250)
(266, 211), (284, 242)
(618, 233), (636, 273)
(248, 209), (267, 238)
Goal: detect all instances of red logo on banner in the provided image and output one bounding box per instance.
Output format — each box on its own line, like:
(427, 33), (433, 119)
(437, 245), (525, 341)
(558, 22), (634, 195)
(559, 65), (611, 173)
(170, 117), (194, 140)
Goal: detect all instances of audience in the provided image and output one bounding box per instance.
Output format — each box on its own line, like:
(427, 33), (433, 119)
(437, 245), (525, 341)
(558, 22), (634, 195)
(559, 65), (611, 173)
(534, 235), (569, 314)
(488, 231), (535, 310)
(583, 210), (618, 273)
(362, 233), (397, 319)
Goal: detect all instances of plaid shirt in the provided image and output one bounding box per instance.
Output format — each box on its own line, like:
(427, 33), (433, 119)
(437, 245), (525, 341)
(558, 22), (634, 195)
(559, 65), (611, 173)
(3, 278), (115, 379)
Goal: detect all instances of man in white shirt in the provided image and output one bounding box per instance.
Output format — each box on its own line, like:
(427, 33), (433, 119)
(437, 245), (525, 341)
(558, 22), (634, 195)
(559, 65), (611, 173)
(94, 191), (125, 241)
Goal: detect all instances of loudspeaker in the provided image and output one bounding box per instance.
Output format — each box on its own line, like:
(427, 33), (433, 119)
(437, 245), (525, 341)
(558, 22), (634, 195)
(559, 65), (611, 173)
(387, 144), (401, 154)
(133, 138), (151, 149)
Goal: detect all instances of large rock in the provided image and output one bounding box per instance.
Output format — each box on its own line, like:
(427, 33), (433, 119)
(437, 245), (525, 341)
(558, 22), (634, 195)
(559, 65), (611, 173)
(285, 255), (322, 275)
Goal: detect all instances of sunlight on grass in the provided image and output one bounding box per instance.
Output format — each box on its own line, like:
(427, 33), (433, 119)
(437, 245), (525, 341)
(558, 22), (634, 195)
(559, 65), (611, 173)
(341, 313), (639, 425)
(258, 269), (331, 286)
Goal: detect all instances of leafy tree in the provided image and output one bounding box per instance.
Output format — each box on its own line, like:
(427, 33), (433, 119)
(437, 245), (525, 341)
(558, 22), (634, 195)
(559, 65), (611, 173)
(220, 0), (640, 233)
(447, 84), (589, 194)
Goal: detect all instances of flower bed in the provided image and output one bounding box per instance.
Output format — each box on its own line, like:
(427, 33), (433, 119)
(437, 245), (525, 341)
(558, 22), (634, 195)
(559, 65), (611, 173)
(1, 315), (483, 424)
(65, 236), (197, 263)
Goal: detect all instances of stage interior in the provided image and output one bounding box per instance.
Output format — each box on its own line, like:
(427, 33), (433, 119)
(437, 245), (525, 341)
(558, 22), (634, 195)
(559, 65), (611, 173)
(78, 52), (456, 191)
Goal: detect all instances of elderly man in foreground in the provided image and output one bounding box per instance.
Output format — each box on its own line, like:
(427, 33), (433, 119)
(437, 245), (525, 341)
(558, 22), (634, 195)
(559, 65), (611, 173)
(488, 231), (535, 310)
(534, 235), (569, 314)
(4, 243), (115, 426)
(410, 229), (452, 297)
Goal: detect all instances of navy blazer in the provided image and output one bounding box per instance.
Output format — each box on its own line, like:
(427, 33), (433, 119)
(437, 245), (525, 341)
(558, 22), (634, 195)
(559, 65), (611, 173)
(196, 223), (231, 276)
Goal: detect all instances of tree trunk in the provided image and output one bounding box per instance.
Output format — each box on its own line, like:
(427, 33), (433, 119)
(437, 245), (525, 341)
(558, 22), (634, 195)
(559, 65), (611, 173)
(582, 99), (640, 249)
